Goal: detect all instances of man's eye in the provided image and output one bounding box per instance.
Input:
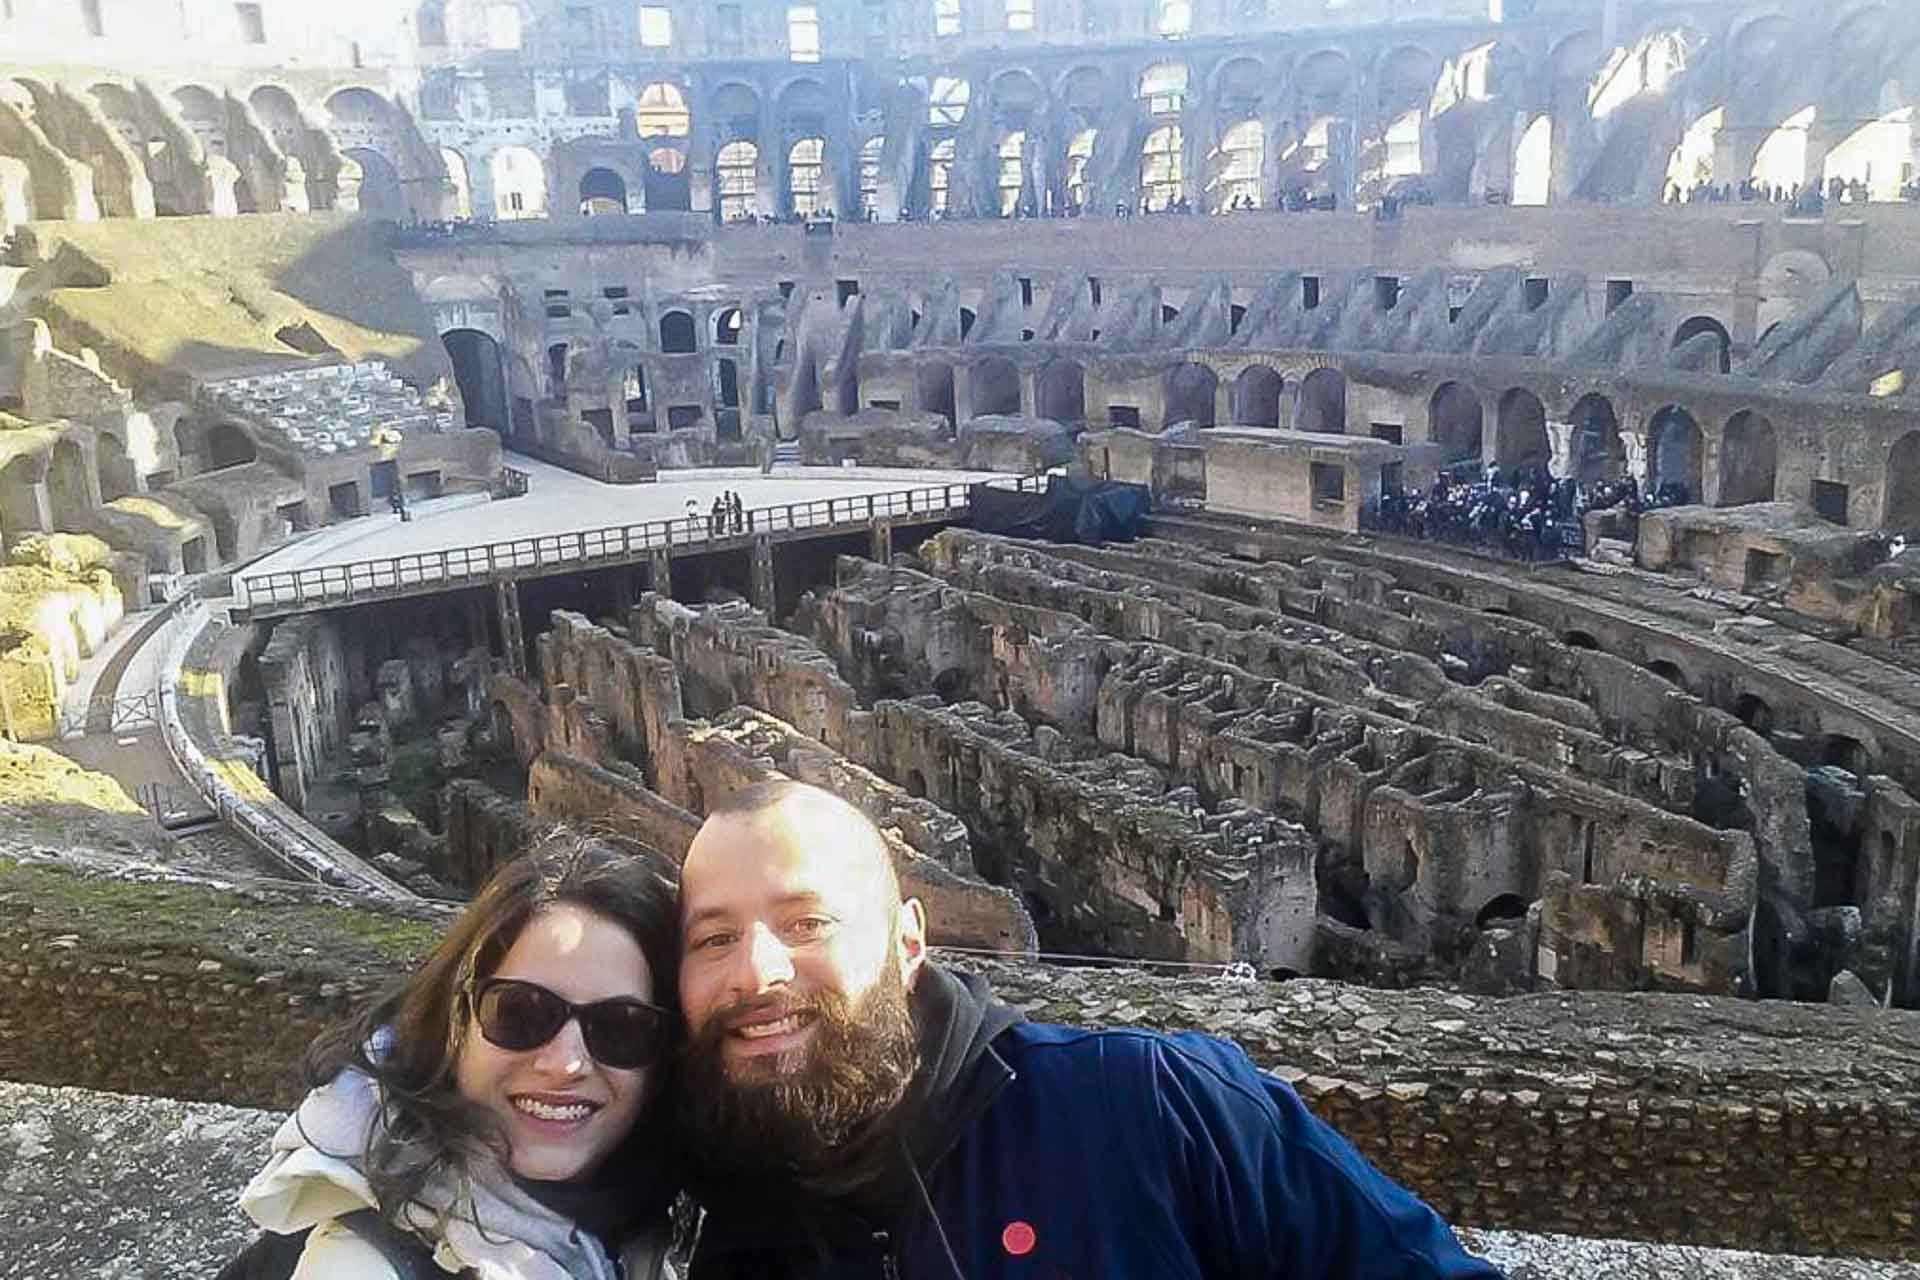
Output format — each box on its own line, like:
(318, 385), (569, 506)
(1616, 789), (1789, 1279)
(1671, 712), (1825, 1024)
(691, 932), (735, 952)
(788, 917), (831, 939)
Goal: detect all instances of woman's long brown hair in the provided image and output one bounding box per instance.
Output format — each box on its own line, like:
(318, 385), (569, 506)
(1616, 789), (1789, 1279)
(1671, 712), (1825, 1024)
(304, 828), (679, 1225)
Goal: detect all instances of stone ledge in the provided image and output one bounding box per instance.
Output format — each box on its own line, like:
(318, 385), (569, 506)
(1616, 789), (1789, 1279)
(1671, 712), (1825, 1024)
(0, 1080), (1914, 1280)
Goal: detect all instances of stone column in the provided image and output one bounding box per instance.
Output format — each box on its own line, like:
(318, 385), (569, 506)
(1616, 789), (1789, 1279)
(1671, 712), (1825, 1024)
(749, 535), (776, 613)
(870, 519), (894, 565)
(1618, 426), (1651, 491)
(1546, 420), (1576, 479)
(1214, 378), (1234, 428)
(493, 579), (526, 680)
(647, 548), (672, 599)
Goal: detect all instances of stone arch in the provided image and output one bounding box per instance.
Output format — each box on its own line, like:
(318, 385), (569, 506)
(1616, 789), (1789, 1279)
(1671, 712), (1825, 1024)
(578, 166), (628, 215)
(1233, 365), (1284, 428)
(715, 139), (759, 220)
(645, 146), (690, 211)
(786, 136), (826, 217)
(206, 423), (256, 472)
(660, 310), (697, 354)
(246, 84), (306, 155)
(172, 84), (228, 154)
(1569, 392), (1623, 487)
(1719, 410), (1778, 506)
(95, 430), (135, 503)
(1297, 366), (1347, 434)
(489, 145), (546, 219)
(47, 438), (92, 519)
(917, 362), (956, 428)
(1475, 892), (1530, 930)
(1037, 359), (1084, 425)
(443, 329), (509, 437)
(1673, 315), (1732, 374)
(1429, 381), (1483, 464)
(636, 81), (691, 139)
(1512, 113), (1553, 205)
(972, 356), (1021, 418)
(1886, 430), (1920, 533)
(1496, 388), (1550, 473)
(441, 147), (472, 218)
(1648, 405), (1703, 501)
(1163, 363), (1217, 429)
(343, 147), (404, 219)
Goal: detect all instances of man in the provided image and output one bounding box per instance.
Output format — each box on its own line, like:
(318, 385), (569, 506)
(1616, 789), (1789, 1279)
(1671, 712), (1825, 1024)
(673, 780), (1503, 1278)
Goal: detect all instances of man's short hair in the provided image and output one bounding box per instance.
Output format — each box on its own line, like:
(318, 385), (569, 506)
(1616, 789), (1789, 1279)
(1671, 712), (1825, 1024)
(704, 779), (902, 904)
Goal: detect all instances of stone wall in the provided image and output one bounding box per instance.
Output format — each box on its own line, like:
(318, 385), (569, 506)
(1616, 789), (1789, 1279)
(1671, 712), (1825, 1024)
(256, 613), (350, 812)
(483, 605), (1036, 954)
(1, 857), (1915, 1261)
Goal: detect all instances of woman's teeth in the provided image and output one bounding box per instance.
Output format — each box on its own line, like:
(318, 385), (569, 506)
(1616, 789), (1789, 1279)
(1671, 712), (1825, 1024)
(513, 1097), (594, 1122)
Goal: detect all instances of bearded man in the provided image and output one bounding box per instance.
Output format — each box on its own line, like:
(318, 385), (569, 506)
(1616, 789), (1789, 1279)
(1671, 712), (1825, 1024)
(673, 780), (1503, 1279)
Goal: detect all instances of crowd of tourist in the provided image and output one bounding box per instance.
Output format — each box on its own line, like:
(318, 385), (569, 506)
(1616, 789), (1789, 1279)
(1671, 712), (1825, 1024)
(1664, 175), (1917, 212)
(1362, 466), (1692, 563)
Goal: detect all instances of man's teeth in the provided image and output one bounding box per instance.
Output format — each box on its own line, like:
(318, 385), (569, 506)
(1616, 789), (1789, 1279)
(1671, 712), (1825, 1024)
(513, 1097), (594, 1122)
(736, 1013), (806, 1039)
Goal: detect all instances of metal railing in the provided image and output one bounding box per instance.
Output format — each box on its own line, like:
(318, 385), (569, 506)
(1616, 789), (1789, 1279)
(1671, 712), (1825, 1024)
(241, 477), (1040, 615)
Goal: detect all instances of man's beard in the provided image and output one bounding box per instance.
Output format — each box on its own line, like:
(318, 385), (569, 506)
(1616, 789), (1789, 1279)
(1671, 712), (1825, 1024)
(677, 964), (920, 1188)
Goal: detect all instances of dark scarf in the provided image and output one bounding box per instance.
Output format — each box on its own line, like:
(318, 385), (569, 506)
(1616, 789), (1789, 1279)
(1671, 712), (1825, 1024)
(512, 1117), (678, 1252)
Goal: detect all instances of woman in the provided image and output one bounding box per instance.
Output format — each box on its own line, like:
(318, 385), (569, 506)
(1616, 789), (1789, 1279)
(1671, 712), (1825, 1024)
(238, 831), (681, 1279)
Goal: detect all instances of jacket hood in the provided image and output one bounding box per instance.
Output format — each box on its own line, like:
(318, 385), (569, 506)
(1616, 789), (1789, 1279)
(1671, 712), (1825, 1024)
(239, 1067), (636, 1280)
(898, 964), (1023, 1173)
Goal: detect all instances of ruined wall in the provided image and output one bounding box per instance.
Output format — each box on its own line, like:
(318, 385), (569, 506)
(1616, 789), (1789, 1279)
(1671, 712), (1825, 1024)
(2, 858), (1916, 1261)
(491, 606), (1036, 953)
(257, 614), (351, 812)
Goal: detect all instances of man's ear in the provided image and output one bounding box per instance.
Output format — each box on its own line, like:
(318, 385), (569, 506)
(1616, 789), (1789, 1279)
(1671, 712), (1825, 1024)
(895, 897), (929, 989)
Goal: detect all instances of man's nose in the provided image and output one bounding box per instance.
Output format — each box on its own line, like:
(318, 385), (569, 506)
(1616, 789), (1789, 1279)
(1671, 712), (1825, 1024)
(737, 921), (795, 993)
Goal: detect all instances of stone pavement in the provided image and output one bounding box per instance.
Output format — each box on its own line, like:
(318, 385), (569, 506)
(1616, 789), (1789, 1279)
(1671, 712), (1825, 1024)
(241, 456), (1011, 583)
(0, 1079), (1913, 1280)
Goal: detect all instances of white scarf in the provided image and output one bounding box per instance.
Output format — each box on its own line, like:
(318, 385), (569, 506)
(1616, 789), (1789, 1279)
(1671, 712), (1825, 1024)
(239, 1067), (631, 1280)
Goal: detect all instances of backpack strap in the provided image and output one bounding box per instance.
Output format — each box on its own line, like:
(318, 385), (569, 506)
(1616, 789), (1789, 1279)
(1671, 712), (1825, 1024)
(332, 1209), (460, 1280)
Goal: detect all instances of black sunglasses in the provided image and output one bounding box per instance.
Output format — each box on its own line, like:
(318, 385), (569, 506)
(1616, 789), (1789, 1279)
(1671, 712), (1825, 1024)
(468, 977), (672, 1071)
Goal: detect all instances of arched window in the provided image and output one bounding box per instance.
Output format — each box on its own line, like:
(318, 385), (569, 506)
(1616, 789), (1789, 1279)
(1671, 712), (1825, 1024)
(1752, 106), (1814, 191)
(1006, 0), (1034, 30)
(1158, 0), (1192, 37)
(636, 82), (690, 137)
(1139, 62), (1188, 116)
(930, 76), (970, 127)
(789, 137), (825, 216)
(1066, 128), (1097, 210)
(858, 136), (884, 218)
(998, 132), (1025, 215)
(930, 138), (955, 213)
(490, 145), (546, 219)
(1384, 110), (1422, 176)
(1513, 114), (1551, 205)
(661, 310), (697, 354)
(1210, 120), (1261, 211)
(717, 140), (758, 220)
(934, 0), (961, 36)
(486, 3), (522, 49)
(1141, 125), (1182, 210)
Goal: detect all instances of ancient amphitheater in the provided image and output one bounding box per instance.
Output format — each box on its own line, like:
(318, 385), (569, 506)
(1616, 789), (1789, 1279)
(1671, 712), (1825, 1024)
(1, 0), (1918, 1274)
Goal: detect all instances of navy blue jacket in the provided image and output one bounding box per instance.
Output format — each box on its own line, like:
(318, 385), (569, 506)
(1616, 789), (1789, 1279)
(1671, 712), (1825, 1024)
(690, 972), (1502, 1279)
